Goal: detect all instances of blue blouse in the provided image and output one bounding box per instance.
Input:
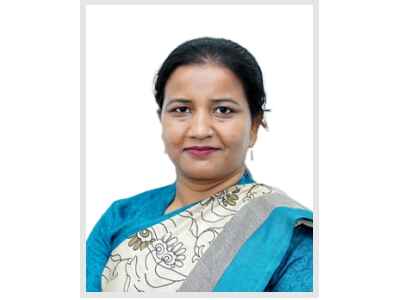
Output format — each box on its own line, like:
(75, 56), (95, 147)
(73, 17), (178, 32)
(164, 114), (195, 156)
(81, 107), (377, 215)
(86, 169), (313, 292)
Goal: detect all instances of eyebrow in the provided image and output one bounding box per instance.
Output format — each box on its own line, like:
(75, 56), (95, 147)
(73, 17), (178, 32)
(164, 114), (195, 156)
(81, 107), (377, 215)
(212, 98), (241, 106)
(165, 98), (241, 108)
(165, 99), (191, 108)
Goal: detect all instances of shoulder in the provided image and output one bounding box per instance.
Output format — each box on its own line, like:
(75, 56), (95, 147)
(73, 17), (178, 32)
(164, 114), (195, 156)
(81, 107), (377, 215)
(86, 185), (173, 292)
(250, 184), (313, 224)
(88, 183), (174, 242)
(105, 183), (175, 223)
(267, 185), (311, 210)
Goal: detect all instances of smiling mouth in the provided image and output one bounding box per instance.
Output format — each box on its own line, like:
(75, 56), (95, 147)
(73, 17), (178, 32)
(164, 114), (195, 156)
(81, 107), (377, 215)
(183, 146), (220, 158)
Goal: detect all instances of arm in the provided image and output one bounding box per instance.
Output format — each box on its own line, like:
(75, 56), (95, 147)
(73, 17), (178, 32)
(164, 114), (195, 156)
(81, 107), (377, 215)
(265, 224), (313, 292)
(86, 203), (116, 292)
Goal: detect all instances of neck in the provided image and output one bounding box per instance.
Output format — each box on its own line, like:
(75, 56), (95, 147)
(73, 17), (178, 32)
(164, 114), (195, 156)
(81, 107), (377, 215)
(174, 166), (246, 207)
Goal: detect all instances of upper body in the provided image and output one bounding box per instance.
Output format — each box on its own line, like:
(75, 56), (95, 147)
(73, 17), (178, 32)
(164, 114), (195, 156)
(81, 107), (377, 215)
(86, 169), (313, 292)
(86, 37), (313, 293)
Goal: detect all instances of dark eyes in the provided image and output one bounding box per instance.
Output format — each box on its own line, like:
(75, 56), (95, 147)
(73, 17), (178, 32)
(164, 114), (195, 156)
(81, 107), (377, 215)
(215, 106), (233, 114)
(172, 106), (191, 114)
(169, 106), (234, 116)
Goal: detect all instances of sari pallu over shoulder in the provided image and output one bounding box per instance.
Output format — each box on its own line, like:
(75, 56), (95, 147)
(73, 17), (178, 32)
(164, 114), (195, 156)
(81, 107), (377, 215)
(178, 190), (313, 292)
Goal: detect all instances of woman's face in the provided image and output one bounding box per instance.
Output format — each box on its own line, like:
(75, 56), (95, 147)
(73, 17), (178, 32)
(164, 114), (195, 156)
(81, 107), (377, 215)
(160, 63), (261, 181)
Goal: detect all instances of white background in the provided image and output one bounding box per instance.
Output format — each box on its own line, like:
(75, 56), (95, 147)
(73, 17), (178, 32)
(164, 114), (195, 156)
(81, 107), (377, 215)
(1, 1), (400, 300)
(86, 5), (314, 236)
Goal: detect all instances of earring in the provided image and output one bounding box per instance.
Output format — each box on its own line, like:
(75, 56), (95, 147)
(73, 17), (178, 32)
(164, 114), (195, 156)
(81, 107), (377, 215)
(250, 148), (254, 161)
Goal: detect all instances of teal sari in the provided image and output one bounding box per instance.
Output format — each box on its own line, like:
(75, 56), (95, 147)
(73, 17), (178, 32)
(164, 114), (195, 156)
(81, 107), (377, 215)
(86, 169), (313, 292)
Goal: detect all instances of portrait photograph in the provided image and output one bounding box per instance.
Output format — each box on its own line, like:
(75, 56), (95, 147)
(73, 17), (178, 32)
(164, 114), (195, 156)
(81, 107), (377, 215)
(4, 0), (400, 299)
(82, 0), (316, 295)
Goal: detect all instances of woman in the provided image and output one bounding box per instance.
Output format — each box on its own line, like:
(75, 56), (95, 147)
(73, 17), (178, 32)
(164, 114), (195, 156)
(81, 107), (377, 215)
(86, 37), (313, 293)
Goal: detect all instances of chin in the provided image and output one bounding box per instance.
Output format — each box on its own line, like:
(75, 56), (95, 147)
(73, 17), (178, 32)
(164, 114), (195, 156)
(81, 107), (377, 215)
(181, 166), (222, 180)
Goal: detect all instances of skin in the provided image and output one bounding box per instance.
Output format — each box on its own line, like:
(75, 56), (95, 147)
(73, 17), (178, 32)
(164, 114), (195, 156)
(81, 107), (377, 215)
(159, 62), (263, 213)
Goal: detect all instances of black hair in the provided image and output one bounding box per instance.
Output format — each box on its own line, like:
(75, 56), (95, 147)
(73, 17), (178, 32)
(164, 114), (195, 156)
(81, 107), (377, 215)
(153, 37), (269, 126)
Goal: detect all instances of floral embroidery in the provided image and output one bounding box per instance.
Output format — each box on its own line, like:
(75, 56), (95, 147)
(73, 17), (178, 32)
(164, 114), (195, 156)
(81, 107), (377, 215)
(242, 184), (270, 202)
(151, 232), (186, 268)
(221, 188), (240, 207)
(128, 229), (155, 251)
(101, 183), (272, 292)
(192, 228), (219, 263)
(201, 185), (241, 207)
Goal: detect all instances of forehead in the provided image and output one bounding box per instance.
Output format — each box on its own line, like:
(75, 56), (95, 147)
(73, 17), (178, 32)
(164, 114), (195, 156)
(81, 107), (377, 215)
(164, 63), (247, 103)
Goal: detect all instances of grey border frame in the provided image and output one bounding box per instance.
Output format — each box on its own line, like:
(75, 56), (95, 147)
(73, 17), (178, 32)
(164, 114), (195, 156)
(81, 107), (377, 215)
(80, 0), (318, 297)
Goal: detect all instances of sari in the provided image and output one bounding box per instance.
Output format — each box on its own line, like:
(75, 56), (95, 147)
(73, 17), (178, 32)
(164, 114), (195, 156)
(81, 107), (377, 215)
(86, 169), (313, 292)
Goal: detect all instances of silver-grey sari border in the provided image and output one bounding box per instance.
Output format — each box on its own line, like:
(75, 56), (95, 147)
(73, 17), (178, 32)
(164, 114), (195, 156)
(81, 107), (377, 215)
(178, 187), (311, 292)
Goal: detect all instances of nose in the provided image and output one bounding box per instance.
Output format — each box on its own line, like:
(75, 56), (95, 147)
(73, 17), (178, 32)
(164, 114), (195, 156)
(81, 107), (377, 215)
(187, 111), (214, 140)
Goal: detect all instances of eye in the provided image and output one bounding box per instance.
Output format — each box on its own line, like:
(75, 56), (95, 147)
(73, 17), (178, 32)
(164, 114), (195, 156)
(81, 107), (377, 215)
(215, 106), (234, 115)
(170, 106), (191, 114)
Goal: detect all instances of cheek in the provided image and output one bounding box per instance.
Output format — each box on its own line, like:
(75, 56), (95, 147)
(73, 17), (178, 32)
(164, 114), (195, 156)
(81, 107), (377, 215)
(220, 121), (251, 148)
(161, 120), (185, 151)
(223, 134), (250, 156)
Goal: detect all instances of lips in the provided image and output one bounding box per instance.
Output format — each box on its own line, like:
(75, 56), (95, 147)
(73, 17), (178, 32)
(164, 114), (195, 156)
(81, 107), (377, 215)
(183, 146), (220, 158)
(184, 146), (219, 151)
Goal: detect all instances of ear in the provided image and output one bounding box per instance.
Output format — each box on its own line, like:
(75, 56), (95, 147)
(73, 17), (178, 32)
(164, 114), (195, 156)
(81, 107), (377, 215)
(250, 114), (263, 147)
